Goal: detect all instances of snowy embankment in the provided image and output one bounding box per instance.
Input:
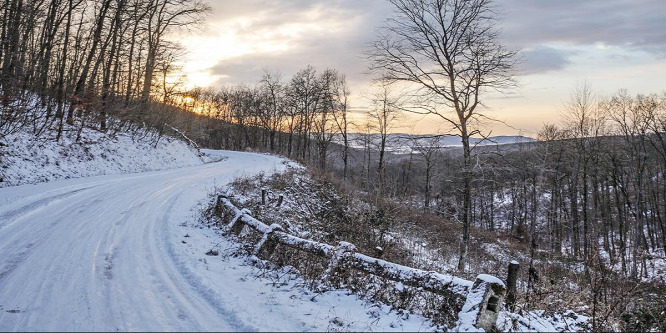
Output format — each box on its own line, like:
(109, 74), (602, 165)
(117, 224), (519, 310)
(0, 127), (204, 187)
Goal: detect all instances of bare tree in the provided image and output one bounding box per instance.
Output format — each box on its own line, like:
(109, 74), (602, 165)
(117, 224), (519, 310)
(367, 0), (518, 271)
(140, 0), (210, 102)
(410, 134), (442, 211)
(289, 66), (321, 160)
(561, 81), (608, 267)
(259, 70), (285, 151)
(332, 73), (351, 179)
(66, 0), (114, 125)
(368, 82), (403, 195)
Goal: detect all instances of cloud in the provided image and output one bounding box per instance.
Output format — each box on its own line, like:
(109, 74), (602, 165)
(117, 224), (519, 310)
(189, 0), (666, 89)
(208, 41), (369, 92)
(196, 0), (390, 85)
(520, 46), (574, 75)
(499, 0), (666, 56)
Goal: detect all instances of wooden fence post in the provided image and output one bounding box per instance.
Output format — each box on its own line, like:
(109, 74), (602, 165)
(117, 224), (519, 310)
(253, 224), (284, 258)
(214, 194), (227, 217)
(229, 208), (251, 235)
(261, 188), (266, 205)
(506, 260), (519, 312)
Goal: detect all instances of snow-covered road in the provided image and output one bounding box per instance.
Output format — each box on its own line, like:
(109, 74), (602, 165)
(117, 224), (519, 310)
(0, 150), (435, 332)
(0, 151), (289, 331)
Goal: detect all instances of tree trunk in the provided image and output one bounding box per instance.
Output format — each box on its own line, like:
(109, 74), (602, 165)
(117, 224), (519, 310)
(66, 0), (112, 124)
(458, 130), (472, 272)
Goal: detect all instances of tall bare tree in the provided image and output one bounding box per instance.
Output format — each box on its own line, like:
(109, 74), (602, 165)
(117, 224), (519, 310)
(332, 73), (351, 179)
(259, 70), (285, 151)
(367, 0), (518, 271)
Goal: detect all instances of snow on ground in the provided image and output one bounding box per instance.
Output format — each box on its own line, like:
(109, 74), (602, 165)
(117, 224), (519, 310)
(0, 126), (204, 187)
(497, 309), (590, 332)
(396, 233), (459, 273)
(175, 208), (436, 332)
(0, 150), (435, 331)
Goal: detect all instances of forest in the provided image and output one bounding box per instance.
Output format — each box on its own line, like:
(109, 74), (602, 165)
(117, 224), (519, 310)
(0, 0), (209, 141)
(171, 71), (666, 285)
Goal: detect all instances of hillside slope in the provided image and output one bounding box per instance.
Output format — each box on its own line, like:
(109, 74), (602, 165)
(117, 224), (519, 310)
(0, 127), (204, 188)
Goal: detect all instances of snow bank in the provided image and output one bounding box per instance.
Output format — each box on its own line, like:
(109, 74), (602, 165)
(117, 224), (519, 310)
(0, 127), (204, 187)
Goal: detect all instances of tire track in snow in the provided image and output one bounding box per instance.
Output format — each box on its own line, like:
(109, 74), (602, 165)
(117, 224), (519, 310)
(0, 152), (286, 331)
(158, 182), (258, 332)
(0, 185), (98, 230)
(0, 184), (104, 285)
(0, 242), (33, 281)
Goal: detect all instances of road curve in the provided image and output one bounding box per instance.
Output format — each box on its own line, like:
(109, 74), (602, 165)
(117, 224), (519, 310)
(0, 151), (286, 331)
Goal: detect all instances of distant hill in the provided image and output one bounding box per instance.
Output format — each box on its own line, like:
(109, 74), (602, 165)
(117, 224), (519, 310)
(335, 133), (536, 154)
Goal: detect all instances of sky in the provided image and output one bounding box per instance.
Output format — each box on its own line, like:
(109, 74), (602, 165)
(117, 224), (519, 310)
(175, 0), (666, 137)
